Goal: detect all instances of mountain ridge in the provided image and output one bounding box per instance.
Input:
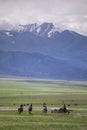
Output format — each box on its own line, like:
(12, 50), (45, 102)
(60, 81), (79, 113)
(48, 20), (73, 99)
(0, 22), (87, 80)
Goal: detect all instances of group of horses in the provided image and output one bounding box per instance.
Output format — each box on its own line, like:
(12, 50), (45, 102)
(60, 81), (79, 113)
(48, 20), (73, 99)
(51, 104), (72, 114)
(18, 104), (32, 114)
(51, 107), (72, 114)
(18, 103), (72, 114)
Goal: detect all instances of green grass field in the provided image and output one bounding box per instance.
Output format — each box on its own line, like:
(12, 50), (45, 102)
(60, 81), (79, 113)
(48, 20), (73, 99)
(0, 78), (87, 130)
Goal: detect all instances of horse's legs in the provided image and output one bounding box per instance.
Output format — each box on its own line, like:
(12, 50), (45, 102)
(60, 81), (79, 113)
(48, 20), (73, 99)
(18, 111), (21, 114)
(18, 108), (20, 114)
(29, 110), (31, 114)
(18, 108), (23, 114)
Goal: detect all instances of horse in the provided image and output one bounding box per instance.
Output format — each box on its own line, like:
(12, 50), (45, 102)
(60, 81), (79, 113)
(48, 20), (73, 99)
(42, 103), (47, 113)
(18, 107), (23, 114)
(58, 108), (70, 114)
(28, 104), (32, 114)
(18, 104), (23, 114)
(51, 107), (72, 114)
(43, 106), (47, 113)
(51, 108), (59, 113)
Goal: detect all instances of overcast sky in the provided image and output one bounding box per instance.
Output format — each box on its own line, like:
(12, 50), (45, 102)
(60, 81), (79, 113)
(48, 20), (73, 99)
(0, 0), (87, 35)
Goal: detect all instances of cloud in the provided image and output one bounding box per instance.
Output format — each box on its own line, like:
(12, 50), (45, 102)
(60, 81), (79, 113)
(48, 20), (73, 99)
(0, 0), (87, 35)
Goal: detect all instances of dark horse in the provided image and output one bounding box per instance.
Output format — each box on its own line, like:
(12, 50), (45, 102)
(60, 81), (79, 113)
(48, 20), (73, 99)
(43, 106), (47, 113)
(28, 104), (32, 114)
(58, 108), (70, 114)
(18, 104), (23, 114)
(42, 103), (47, 113)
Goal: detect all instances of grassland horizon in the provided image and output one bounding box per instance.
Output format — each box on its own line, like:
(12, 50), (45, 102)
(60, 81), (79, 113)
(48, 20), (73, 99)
(0, 78), (87, 130)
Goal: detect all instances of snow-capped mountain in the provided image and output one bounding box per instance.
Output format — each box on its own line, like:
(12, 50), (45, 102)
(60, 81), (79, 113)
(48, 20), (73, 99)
(0, 22), (87, 80)
(12, 22), (60, 38)
(0, 22), (83, 38)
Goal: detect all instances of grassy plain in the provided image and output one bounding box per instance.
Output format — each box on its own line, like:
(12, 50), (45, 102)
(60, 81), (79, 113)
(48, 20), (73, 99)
(0, 78), (87, 130)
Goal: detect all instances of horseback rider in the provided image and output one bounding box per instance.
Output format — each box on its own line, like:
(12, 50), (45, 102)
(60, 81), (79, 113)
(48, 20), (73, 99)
(63, 104), (67, 113)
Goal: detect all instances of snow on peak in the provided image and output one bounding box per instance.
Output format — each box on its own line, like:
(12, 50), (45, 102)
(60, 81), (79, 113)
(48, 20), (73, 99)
(12, 24), (25, 32)
(33, 22), (57, 37)
(12, 22), (62, 38)
(48, 28), (58, 37)
(28, 23), (37, 32)
(5, 32), (13, 37)
(36, 27), (41, 33)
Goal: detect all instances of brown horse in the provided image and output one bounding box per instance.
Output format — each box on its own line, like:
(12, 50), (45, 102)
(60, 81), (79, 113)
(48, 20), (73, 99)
(18, 107), (23, 114)
(18, 104), (23, 114)
(42, 103), (47, 113)
(58, 108), (70, 114)
(43, 106), (47, 113)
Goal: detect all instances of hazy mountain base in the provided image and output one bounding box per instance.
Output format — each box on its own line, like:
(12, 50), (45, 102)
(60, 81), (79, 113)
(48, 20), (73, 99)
(0, 51), (87, 80)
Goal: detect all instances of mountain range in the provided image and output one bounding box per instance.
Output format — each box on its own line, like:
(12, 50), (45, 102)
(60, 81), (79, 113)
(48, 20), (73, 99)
(0, 22), (87, 80)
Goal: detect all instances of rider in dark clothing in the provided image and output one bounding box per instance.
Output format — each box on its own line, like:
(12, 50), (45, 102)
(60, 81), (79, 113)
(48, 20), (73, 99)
(63, 104), (66, 113)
